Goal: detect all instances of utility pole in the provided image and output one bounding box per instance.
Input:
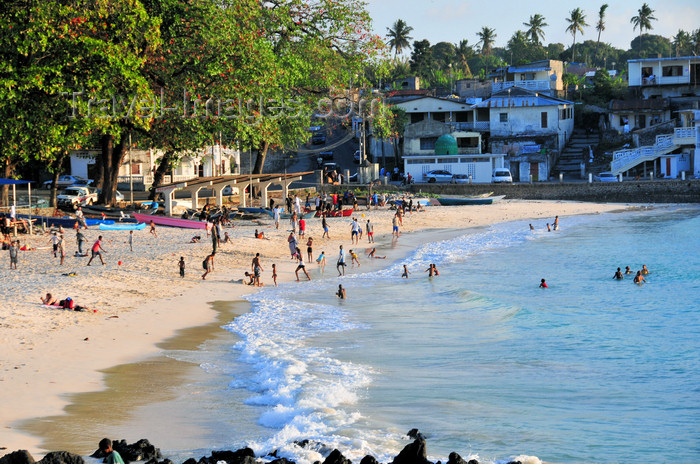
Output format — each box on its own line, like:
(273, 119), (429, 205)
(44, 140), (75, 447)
(129, 131), (133, 205)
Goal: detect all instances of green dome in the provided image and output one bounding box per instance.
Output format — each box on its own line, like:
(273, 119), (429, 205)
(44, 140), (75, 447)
(435, 134), (458, 156)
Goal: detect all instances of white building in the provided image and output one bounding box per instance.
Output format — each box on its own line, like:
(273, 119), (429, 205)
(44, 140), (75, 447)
(628, 56), (700, 99)
(491, 60), (565, 97)
(403, 152), (505, 183)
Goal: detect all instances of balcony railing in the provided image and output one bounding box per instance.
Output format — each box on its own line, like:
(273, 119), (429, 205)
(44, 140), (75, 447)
(117, 174), (196, 185)
(611, 133), (680, 173)
(492, 80), (551, 93)
(449, 121), (490, 131)
(673, 127), (697, 145)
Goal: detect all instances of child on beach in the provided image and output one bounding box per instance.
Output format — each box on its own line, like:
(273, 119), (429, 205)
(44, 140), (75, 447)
(272, 264), (277, 286)
(336, 284), (346, 299)
(349, 249), (360, 267)
(322, 215), (330, 239)
(149, 220), (157, 238)
(401, 265), (409, 278)
(366, 219), (374, 243)
(128, 230), (134, 252)
(87, 236), (106, 266)
(299, 218), (306, 238)
(306, 237), (314, 262)
(179, 257), (185, 278)
(99, 438), (125, 464)
(9, 239), (18, 269)
(295, 247), (311, 281)
(316, 251), (326, 273)
(367, 248), (386, 259)
(202, 252), (215, 280)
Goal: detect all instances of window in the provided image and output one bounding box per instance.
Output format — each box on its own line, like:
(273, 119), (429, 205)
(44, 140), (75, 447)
(662, 65), (683, 77)
(641, 66), (653, 78)
(410, 113), (425, 124)
(457, 137), (478, 148)
(541, 112), (548, 128)
(407, 158), (433, 164)
(437, 158), (455, 163)
(419, 137), (438, 150)
(499, 113), (508, 123)
(432, 112), (446, 122)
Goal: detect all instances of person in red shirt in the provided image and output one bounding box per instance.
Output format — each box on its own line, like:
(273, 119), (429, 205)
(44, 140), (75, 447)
(87, 235), (106, 266)
(539, 278), (548, 288)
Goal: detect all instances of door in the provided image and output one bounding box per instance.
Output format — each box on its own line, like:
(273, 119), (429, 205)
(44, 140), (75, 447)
(639, 114), (646, 129)
(666, 158), (672, 177)
(511, 162), (520, 182)
(530, 162), (539, 181)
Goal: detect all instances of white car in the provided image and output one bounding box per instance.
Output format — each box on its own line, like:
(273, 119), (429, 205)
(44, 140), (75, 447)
(44, 175), (92, 189)
(594, 172), (618, 182)
(57, 186), (98, 210)
(423, 170), (453, 183)
(492, 168), (513, 183)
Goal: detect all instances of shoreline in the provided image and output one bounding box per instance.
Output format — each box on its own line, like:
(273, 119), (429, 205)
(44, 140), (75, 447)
(0, 200), (651, 457)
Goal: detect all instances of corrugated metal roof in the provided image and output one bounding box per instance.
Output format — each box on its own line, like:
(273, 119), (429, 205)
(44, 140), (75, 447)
(507, 66), (550, 73)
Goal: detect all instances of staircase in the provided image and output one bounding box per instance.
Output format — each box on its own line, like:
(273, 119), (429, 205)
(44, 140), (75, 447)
(554, 128), (600, 179)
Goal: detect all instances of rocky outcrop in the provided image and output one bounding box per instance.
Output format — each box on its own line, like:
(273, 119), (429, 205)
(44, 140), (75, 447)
(0, 450), (35, 464)
(38, 452), (84, 464)
(322, 450), (350, 464)
(392, 438), (431, 464)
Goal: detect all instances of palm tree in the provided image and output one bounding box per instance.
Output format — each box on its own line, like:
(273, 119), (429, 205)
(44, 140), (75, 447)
(595, 4), (609, 61)
(386, 19), (414, 58)
(476, 26), (497, 56)
(455, 39), (473, 76)
(630, 3), (657, 58)
(673, 30), (691, 57)
(565, 8), (588, 63)
(523, 14), (548, 46)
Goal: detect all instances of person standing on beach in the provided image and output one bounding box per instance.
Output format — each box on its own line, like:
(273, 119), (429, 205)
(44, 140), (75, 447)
(350, 217), (360, 244)
(306, 237), (313, 262)
(337, 245), (346, 276)
(9, 239), (18, 269)
(299, 217), (306, 238)
(272, 263), (278, 286)
(202, 252), (215, 280)
(58, 234), (66, 265)
(75, 207), (88, 229)
(553, 216), (559, 231)
(99, 438), (125, 464)
(252, 252), (264, 286)
(392, 214), (400, 238)
(366, 219), (374, 243)
(179, 256), (185, 278)
(273, 205), (281, 230)
(76, 230), (86, 255)
(128, 230), (134, 252)
(87, 236), (106, 266)
(49, 232), (59, 258)
(316, 250), (326, 272)
(322, 215), (330, 239)
(288, 231), (298, 259)
(149, 220), (158, 238)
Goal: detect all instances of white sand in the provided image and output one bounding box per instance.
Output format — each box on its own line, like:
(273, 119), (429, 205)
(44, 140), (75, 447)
(0, 199), (634, 456)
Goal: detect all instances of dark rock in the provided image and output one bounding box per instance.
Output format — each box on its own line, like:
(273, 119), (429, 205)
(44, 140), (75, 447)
(322, 450), (350, 464)
(359, 456), (378, 464)
(392, 438), (431, 464)
(269, 459), (294, 464)
(294, 441), (310, 449)
(197, 448), (255, 464)
(38, 451), (85, 464)
(91, 439), (161, 464)
(505, 461), (521, 464)
(467, 460), (478, 464)
(406, 429), (425, 440)
(182, 459), (197, 464)
(446, 453), (466, 464)
(0, 450), (36, 464)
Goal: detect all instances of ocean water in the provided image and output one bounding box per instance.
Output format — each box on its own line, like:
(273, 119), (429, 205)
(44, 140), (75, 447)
(176, 207), (700, 464)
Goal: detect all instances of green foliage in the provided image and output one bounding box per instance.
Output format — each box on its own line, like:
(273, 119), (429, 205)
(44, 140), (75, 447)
(386, 19), (414, 58)
(629, 34), (671, 59)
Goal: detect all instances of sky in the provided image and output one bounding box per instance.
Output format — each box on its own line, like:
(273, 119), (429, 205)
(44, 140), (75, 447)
(366, 0), (700, 53)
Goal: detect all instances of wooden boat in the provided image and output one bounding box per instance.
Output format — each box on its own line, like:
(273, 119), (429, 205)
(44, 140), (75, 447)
(133, 212), (209, 229)
(314, 208), (354, 218)
(99, 222), (147, 231)
(436, 195), (505, 206)
(238, 207), (268, 215)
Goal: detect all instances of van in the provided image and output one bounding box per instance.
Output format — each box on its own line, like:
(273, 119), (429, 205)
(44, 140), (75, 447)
(492, 168), (513, 183)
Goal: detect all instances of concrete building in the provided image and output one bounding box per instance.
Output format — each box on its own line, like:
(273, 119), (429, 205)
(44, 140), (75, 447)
(628, 56), (700, 99)
(491, 60), (565, 97)
(609, 98), (672, 133)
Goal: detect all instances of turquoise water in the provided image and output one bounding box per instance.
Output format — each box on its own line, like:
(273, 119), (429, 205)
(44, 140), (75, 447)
(191, 207), (700, 464)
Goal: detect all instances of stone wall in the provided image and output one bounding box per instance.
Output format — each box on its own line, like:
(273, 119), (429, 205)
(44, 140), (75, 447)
(402, 180), (700, 203)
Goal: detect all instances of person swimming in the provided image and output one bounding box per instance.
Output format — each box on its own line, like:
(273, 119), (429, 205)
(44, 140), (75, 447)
(367, 248), (386, 259)
(539, 278), (548, 288)
(613, 267), (624, 280)
(641, 265), (649, 275)
(336, 284), (346, 299)
(624, 266), (632, 274)
(633, 271), (646, 285)
(401, 265), (410, 278)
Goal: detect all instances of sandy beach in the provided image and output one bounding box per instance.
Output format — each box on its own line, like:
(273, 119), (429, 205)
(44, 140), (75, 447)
(0, 199), (636, 457)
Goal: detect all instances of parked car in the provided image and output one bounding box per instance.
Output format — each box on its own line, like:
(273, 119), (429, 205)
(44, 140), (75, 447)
(451, 174), (470, 184)
(56, 186), (98, 210)
(492, 168), (513, 183)
(353, 150), (361, 163)
(594, 171), (618, 182)
(423, 170), (453, 183)
(311, 131), (326, 145)
(320, 151), (334, 160)
(44, 175), (92, 189)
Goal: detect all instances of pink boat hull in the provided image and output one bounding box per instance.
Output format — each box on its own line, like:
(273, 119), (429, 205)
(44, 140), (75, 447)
(133, 213), (209, 229)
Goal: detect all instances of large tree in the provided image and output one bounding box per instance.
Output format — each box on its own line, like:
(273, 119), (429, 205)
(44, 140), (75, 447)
(386, 19), (413, 58)
(523, 14), (548, 46)
(565, 8), (588, 63)
(630, 3), (657, 58)
(476, 27), (497, 56)
(595, 4), (609, 61)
